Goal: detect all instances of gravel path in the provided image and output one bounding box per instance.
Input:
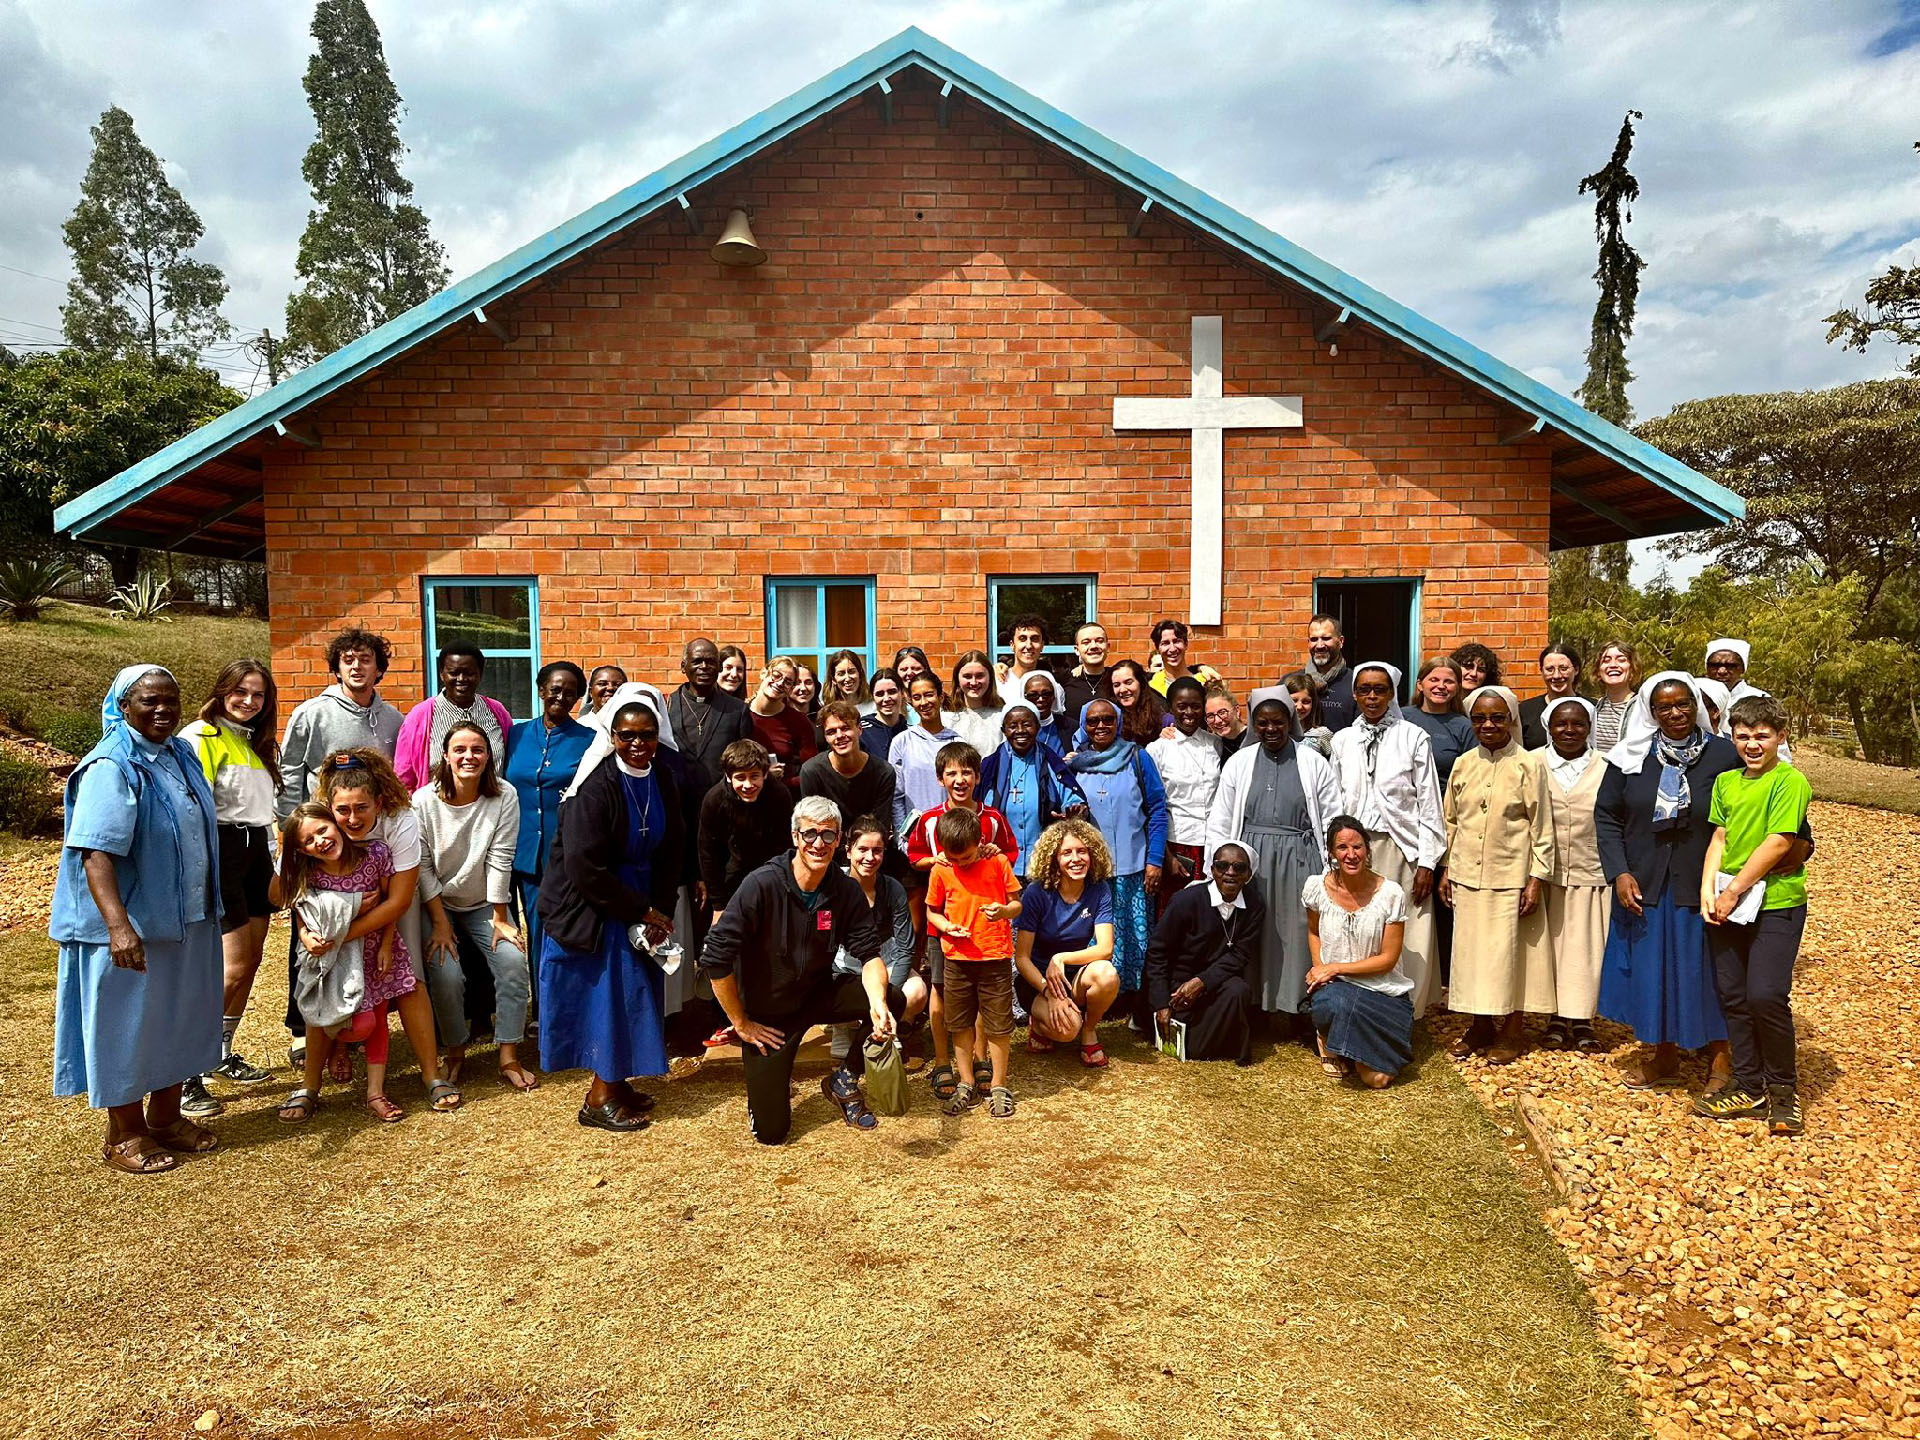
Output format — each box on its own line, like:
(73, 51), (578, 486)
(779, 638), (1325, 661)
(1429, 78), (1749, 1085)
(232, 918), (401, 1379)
(1445, 800), (1918, 1439)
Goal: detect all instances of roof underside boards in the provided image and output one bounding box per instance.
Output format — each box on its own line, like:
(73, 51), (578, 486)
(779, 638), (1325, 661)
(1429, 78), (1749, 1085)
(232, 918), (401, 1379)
(55, 28), (1743, 559)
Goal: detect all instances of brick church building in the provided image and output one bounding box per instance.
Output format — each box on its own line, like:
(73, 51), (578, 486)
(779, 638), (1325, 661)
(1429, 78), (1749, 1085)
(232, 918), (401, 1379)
(58, 29), (1739, 716)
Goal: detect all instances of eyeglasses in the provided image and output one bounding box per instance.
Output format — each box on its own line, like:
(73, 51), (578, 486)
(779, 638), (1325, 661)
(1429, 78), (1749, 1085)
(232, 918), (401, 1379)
(797, 828), (840, 846)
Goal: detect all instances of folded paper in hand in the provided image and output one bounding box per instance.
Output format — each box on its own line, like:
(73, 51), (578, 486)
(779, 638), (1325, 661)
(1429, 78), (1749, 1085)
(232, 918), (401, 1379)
(1714, 872), (1764, 925)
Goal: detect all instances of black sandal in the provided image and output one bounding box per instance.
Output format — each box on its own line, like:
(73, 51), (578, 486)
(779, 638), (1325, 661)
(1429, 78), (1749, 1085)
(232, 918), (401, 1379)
(928, 1064), (958, 1101)
(821, 1072), (878, 1130)
(1541, 1019), (1572, 1051)
(972, 1058), (993, 1090)
(1571, 1022), (1604, 1054)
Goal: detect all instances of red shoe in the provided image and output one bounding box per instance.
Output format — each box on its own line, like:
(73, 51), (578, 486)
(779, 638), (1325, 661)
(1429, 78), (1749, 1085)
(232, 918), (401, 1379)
(702, 1025), (738, 1049)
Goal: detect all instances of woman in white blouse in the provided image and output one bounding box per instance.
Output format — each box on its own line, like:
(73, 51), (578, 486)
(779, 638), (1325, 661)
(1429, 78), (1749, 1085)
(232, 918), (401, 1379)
(1304, 814), (1414, 1087)
(1146, 677), (1224, 914)
(1327, 662), (1445, 1015)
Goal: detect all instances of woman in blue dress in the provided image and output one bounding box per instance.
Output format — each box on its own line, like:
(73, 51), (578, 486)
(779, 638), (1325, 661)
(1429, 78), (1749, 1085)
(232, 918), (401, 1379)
(1065, 700), (1168, 1000)
(51, 665), (224, 1174)
(503, 661), (594, 960)
(537, 697), (684, 1131)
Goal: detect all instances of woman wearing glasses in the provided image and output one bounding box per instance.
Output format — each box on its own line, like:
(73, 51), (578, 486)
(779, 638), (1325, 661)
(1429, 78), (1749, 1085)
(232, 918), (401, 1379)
(537, 698), (685, 1133)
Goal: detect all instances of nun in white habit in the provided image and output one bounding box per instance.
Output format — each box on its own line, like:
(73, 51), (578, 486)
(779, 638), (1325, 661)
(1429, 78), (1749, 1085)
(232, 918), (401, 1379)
(1327, 661), (1446, 1015)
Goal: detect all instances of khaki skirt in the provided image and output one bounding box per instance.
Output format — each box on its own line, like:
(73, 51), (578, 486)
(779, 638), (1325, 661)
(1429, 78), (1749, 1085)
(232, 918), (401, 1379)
(1520, 882), (1610, 1020)
(1448, 883), (1555, 1016)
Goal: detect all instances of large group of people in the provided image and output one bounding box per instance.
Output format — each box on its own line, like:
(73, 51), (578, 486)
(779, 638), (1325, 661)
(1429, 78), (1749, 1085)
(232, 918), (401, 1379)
(50, 615), (1817, 1174)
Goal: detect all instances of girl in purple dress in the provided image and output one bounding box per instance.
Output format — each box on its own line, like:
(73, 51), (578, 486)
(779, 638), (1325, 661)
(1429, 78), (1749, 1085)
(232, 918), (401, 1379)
(277, 802), (419, 1123)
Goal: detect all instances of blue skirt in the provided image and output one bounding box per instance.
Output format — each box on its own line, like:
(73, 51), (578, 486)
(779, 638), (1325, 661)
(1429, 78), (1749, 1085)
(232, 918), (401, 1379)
(54, 919), (223, 1108)
(1111, 871), (1152, 991)
(538, 922), (667, 1082)
(1308, 979), (1414, 1076)
(1596, 889), (1727, 1049)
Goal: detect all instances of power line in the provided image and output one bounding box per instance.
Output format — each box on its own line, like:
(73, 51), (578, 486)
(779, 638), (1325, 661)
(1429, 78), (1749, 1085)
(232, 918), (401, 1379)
(0, 263), (64, 285)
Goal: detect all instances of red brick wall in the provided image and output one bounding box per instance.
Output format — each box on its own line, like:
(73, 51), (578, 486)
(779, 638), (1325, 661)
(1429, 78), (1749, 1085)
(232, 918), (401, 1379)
(263, 85), (1549, 709)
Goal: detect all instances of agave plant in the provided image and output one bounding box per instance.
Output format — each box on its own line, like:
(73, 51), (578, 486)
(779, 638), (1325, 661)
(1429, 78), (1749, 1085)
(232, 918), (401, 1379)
(109, 572), (173, 622)
(0, 555), (79, 622)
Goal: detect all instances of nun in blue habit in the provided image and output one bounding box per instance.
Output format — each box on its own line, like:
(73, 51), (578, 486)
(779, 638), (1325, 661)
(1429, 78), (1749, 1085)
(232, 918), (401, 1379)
(51, 664), (225, 1174)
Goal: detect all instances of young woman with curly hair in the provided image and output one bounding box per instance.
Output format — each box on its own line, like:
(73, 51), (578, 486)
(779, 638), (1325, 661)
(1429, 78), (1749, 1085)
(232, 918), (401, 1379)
(1013, 819), (1120, 1067)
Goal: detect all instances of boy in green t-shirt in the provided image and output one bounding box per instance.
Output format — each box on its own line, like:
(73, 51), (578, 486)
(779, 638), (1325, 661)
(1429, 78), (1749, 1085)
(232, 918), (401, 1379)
(1695, 695), (1813, 1135)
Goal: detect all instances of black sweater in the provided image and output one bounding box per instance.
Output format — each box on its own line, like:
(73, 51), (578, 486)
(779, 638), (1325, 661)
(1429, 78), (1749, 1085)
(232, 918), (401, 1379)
(698, 779), (795, 908)
(697, 854), (885, 1016)
(1593, 736), (1741, 907)
(538, 756), (684, 954)
(1144, 882), (1266, 1011)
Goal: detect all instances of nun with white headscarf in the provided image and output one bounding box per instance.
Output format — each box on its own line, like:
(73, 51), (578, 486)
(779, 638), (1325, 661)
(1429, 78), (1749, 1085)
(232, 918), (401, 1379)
(1521, 695), (1611, 1053)
(1593, 671), (1739, 1091)
(537, 685), (686, 1131)
(1439, 684), (1554, 1065)
(1702, 638), (1792, 758)
(1327, 662), (1446, 1015)
(52, 664), (224, 1172)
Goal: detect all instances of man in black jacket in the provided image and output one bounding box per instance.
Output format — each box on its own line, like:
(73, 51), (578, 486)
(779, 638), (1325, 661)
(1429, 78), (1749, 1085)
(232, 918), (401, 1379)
(699, 795), (897, 1144)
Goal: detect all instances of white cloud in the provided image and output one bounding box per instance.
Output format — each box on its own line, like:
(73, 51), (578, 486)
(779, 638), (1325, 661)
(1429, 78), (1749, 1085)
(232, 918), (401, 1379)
(1, 0), (1916, 415)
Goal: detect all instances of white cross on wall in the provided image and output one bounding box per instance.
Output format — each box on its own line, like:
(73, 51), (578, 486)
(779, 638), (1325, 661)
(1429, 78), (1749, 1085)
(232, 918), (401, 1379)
(1112, 316), (1302, 626)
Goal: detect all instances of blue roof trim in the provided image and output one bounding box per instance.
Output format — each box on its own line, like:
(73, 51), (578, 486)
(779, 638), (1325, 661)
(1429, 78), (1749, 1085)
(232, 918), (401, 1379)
(58, 25), (1740, 539)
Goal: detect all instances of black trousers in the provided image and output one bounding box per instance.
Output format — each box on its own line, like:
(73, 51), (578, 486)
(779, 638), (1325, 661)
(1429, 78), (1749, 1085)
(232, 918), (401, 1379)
(1708, 905), (1806, 1092)
(740, 973), (873, 1146)
(284, 932), (305, 1038)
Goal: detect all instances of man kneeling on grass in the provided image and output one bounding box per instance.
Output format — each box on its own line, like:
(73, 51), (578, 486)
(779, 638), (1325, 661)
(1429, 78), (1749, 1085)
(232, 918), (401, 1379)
(699, 796), (897, 1144)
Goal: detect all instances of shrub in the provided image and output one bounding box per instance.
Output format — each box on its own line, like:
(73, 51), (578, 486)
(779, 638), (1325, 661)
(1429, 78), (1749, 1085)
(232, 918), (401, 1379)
(0, 756), (57, 837)
(0, 688), (32, 731)
(109, 573), (172, 622)
(39, 709), (102, 758)
(0, 555), (79, 622)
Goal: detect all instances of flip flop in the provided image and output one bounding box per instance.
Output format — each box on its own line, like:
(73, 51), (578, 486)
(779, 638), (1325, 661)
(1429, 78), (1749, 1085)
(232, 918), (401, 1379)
(1080, 1041), (1109, 1069)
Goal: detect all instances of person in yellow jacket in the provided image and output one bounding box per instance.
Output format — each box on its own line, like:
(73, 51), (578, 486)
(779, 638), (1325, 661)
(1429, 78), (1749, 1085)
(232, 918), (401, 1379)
(185, 660), (284, 1111)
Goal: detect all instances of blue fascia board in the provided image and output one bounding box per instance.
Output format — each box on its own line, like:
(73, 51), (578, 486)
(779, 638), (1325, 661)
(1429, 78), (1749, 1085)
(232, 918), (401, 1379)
(58, 25), (1740, 538)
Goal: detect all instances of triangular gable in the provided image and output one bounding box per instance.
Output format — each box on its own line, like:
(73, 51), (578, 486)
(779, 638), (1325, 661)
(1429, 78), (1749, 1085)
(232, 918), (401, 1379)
(55, 26), (1741, 555)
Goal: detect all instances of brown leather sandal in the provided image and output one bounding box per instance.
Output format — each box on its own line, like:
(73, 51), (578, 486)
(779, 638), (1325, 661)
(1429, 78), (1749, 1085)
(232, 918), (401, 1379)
(149, 1117), (219, 1153)
(102, 1136), (177, 1174)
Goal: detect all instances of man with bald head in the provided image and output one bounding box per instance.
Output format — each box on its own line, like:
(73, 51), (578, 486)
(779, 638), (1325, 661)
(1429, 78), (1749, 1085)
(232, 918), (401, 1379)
(668, 637), (755, 799)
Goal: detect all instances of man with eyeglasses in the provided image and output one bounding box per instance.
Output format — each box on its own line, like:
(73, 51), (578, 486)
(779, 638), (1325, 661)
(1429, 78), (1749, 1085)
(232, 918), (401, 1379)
(699, 796), (897, 1144)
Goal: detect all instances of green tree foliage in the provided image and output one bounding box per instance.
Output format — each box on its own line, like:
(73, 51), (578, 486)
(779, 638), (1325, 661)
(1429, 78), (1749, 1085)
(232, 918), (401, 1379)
(283, 0), (449, 366)
(61, 106), (231, 362)
(0, 351), (240, 572)
(1825, 141), (1920, 375)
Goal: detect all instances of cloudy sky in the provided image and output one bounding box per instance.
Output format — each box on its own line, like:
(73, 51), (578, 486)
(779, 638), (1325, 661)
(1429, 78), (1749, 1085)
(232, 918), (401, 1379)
(3, 1), (1916, 438)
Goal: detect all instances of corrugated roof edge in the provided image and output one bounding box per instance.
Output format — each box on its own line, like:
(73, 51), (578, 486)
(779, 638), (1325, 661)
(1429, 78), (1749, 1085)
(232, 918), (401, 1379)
(57, 25), (1741, 540)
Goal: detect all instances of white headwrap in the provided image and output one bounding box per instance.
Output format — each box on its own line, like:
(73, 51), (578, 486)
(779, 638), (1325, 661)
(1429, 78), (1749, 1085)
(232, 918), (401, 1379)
(1540, 695), (1597, 787)
(1352, 661), (1404, 694)
(1543, 695), (1596, 736)
(1694, 677), (1731, 727)
(1602, 671), (1709, 776)
(1196, 837), (1261, 895)
(1000, 699), (1040, 728)
(1014, 668), (1068, 720)
(1704, 638), (1750, 670)
(1464, 684), (1523, 741)
(564, 681), (678, 797)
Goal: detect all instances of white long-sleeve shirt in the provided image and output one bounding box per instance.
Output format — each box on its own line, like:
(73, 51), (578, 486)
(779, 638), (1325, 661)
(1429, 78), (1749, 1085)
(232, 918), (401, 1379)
(1203, 741), (1344, 868)
(412, 786), (519, 911)
(1328, 718), (1446, 871)
(1146, 728), (1222, 848)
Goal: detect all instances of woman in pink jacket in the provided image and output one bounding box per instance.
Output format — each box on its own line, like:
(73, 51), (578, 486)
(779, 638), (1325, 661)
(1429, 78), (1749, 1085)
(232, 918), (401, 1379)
(393, 644), (516, 792)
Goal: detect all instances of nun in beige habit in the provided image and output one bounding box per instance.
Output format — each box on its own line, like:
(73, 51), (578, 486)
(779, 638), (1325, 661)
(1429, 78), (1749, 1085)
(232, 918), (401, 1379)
(1522, 695), (1610, 1053)
(1440, 684), (1554, 1065)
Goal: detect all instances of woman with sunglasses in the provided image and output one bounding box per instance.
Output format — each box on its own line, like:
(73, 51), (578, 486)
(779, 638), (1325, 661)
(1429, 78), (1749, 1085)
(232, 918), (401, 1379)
(537, 699), (685, 1132)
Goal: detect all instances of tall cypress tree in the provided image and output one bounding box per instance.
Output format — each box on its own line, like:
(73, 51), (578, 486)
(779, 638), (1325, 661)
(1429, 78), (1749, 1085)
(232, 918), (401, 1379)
(61, 106), (231, 362)
(283, 0), (449, 365)
(1576, 110), (1645, 427)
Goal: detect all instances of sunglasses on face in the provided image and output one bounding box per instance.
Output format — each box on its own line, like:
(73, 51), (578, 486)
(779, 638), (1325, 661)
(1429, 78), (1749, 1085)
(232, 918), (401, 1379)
(613, 730), (658, 744)
(1212, 860), (1251, 875)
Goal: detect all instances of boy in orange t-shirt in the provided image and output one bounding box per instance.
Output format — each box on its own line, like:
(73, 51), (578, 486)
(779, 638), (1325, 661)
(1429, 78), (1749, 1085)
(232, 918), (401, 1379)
(925, 807), (1022, 1117)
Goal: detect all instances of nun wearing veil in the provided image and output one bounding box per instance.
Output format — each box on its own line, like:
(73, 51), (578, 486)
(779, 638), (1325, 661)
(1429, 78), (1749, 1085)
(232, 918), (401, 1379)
(1440, 685), (1554, 1065)
(539, 689), (685, 1131)
(52, 665), (224, 1173)
(1144, 841), (1263, 1062)
(1702, 638), (1792, 759)
(1327, 662), (1445, 1015)
(1522, 696), (1611, 1054)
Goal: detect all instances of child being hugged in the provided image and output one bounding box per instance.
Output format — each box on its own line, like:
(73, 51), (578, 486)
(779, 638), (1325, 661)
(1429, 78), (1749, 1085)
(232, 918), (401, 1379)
(925, 806), (1022, 1119)
(277, 800), (419, 1124)
(1696, 694), (1814, 1136)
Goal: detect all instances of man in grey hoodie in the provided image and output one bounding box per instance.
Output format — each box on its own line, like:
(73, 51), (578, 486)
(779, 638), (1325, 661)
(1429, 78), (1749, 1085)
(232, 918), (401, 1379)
(276, 627), (405, 818)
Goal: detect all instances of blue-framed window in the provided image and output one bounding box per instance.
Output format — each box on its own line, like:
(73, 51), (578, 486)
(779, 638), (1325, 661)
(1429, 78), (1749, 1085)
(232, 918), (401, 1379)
(422, 577), (540, 720)
(988, 575), (1097, 678)
(1312, 576), (1423, 703)
(765, 577), (877, 686)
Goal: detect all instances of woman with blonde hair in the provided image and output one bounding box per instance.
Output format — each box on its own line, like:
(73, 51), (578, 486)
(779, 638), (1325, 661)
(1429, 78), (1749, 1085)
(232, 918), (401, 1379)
(1014, 819), (1120, 1067)
(745, 656), (816, 795)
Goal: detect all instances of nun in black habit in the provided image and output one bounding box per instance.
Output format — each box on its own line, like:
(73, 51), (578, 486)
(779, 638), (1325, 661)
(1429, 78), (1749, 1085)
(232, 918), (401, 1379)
(1144, 841), (1263, 1063)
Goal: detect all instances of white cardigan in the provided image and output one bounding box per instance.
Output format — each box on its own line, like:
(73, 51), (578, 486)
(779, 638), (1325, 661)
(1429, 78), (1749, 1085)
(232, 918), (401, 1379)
(1328, 719), (1447, 870)
(1204, 740), (1344, 867)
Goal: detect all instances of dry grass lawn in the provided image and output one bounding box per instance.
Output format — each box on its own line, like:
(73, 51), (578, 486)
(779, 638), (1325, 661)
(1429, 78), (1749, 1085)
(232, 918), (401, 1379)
(0, 909), (1633, 1440)
(0, 603), (268, 725)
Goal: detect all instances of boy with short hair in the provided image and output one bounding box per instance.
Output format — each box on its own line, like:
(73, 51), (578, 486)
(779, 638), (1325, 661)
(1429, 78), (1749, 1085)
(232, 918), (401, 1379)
(698, 739), (796, 921)
(1696, 694), (1814, 1135)
(904, 741), (1020, 1096)
(925, 807), (1022, 1117)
